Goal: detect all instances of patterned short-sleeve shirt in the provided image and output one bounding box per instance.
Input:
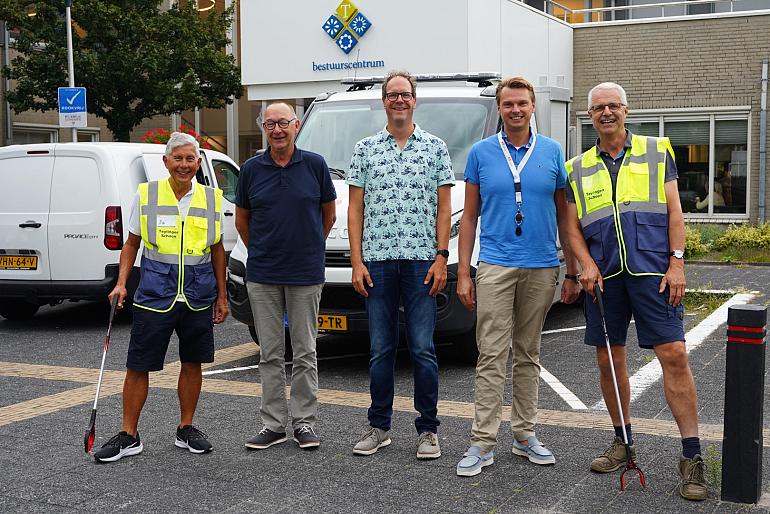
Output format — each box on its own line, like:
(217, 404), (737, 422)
(347, 124), (454, 261)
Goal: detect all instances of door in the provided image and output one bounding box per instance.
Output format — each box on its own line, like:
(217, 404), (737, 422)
(48, 156), (109, 280)
(0, 151), (54, 281)
(207, 158), (239, 253)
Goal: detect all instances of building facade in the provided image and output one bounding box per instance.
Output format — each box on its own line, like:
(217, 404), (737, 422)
(2, 0), (769, 223)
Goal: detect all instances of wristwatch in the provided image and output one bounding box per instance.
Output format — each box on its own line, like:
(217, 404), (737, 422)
(670, 249), (685, 259)
(436, 249), (449, 259)
(564, 273), (580, 283)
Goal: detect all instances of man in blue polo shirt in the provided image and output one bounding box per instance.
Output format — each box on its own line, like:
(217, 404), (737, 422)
(235, 102), (337, 451)
(455, 77), (580, 477)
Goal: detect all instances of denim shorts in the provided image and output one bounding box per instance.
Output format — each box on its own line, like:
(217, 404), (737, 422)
(584, 274), (685, 349)
(127, 302), (214, 371)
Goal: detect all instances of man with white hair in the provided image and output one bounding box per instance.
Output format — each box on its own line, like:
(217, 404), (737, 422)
(563, 82), (706, 500)
(97, 132), (228, 463)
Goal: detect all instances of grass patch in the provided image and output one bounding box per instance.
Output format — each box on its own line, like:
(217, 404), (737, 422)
(683, 291), (732, 322)
(703, 445), (722, 491)
(687, 223), (770, 263)
(694, 247), (770, 264)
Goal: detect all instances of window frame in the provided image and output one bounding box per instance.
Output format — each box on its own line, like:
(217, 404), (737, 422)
(12, 123), (59, 144)
(577, 107), (751, 221)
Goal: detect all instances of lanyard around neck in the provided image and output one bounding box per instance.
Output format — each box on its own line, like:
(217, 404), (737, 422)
(498, 131), (536, 236)
(497, 131), (537, 204)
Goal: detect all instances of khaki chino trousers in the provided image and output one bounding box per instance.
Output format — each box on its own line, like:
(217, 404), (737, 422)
(470, 263), (558, 452)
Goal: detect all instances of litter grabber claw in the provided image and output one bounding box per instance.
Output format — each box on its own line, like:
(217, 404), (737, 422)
(84, 294), (119, 453)
(594, 284), (646, 491)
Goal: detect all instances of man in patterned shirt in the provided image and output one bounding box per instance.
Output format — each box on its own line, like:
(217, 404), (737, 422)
(347, 70), (453, 460)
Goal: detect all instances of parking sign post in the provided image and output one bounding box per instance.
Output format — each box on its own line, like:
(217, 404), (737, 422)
(64, 0), (77, 140)
(721, 304), (767, 503)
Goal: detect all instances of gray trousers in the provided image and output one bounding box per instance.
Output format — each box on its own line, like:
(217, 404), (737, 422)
(246, 282), (323, 433)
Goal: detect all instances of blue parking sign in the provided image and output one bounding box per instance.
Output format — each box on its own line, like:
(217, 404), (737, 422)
(58, 87), (87, 127)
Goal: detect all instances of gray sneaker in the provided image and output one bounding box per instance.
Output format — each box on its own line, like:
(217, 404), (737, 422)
(591, 436), (636, 473)
(416, 432), (441, 460)
(353, 426), (391, 456)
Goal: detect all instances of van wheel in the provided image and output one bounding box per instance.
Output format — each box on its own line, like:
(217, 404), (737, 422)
(248, 325), (293, 362)
(453, 326), (479, 365)
(0, 299), (40, 321)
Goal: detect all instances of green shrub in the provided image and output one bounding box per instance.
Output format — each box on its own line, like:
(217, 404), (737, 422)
(685, 225), (710, 257)
(714, 224), (770, 250)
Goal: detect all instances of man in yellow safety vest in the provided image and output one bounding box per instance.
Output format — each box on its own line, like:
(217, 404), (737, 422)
(563, 82), (706, 501)
(95, 132), (228, 463)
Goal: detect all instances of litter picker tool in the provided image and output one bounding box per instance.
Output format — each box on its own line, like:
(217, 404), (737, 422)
(594, 284), (646, 491)
(84, 294), (119, 453)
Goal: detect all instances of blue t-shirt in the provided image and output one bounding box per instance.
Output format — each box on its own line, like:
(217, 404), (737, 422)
(464, 132), (566, 268)
(236, 148), (337, 285)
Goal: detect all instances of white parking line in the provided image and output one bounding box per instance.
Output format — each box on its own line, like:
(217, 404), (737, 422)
(540, 366), (588, 410)
(593, 291), (757, 410)
(202, 364), (259, 376)
(541, 321), (635, 336)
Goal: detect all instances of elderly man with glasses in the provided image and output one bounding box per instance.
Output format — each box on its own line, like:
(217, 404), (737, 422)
(235, 102), (337, 451)
(563, 82), (706, 501)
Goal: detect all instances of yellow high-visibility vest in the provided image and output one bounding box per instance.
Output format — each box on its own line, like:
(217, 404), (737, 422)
(566, 134), (674, 279)
(134, 178), (222, 312)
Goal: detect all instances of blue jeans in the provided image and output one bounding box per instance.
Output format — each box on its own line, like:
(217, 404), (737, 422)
(364, 260), (440, 434)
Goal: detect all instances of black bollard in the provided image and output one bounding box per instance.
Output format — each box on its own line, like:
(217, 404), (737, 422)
(721, 304), (767, 504)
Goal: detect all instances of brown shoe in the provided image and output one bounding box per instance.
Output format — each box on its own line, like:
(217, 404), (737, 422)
(679, 454), (707, 501)
(590, 436), (636, 473)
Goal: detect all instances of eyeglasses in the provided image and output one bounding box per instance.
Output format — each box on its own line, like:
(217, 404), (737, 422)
(589, 103), (626, 114)
(262, 118), (297, 130)
(384, 91), (414, 102)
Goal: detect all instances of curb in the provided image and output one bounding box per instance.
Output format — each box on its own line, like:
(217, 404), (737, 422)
(688, 260), (770, 267)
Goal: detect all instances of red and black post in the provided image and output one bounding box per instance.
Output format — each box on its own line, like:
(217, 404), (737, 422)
(721, 304), (767, 503)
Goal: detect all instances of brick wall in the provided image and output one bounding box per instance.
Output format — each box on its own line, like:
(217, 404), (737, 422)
(573, 14), (770, 223)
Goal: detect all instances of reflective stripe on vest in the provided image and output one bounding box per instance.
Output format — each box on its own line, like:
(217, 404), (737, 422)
(566, 135), (673, 279)
(135, 179), (223, 312)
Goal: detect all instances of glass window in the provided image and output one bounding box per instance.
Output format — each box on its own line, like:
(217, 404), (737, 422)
(296, 99), (492, 180)
(666, 120), (709, 214)
(578, 114), (749, 218)
(212, 160), (239, 203)
(580, 121), (658, 153)
(77, 131), (99, 142)
(13, 128), (56, 144)
(714, 120), (748, 215)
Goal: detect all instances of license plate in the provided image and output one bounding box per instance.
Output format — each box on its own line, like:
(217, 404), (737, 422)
(318, 314), (347, 331)
(0, 255), (38, 270)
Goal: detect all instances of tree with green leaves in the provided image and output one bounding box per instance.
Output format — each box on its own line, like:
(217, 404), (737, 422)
(1, 0), (242, 141)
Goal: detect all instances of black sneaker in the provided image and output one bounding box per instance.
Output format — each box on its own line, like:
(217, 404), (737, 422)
(293, 425), (320, 450)
(244, 427), (287, 450)
(93, 431), (143, 463)
(175, 425), (212, 454)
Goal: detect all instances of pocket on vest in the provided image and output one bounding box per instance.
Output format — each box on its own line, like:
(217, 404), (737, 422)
(139, 260), (177, 298)
(582, 221), (605, 262)
(189, 265), (216, 300)
(634, 212), (668, 253)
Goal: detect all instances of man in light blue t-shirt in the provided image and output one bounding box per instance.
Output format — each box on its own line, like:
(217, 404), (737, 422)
(455, 77), (580, 477)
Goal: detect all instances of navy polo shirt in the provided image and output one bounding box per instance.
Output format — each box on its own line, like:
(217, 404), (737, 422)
(236, 147), (337, 285)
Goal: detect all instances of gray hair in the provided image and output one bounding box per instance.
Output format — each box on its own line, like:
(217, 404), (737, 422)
(165, 131), (199, 157)
(587, 82), (628, 110)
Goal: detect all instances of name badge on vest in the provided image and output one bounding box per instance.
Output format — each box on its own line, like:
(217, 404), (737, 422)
(157, 215), (176, 227)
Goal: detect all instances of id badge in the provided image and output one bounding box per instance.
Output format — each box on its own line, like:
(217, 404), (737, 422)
(157, 215), (177, 227)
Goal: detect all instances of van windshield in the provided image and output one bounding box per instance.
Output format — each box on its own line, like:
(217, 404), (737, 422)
(296, 98), (494, 180)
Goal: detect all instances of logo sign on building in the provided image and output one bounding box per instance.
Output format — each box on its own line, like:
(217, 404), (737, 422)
(322, 0), (371, 55)
(57, 87), (88, 128)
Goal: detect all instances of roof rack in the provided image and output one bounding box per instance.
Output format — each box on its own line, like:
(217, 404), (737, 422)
(341, 72), (501, 91)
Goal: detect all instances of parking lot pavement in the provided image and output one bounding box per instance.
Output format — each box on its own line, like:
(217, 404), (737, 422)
(1, 263), (770, 512)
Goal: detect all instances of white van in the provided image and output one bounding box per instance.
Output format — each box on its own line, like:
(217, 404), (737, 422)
(226, 74), (567, 360)
(0, 142), (240, 320)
